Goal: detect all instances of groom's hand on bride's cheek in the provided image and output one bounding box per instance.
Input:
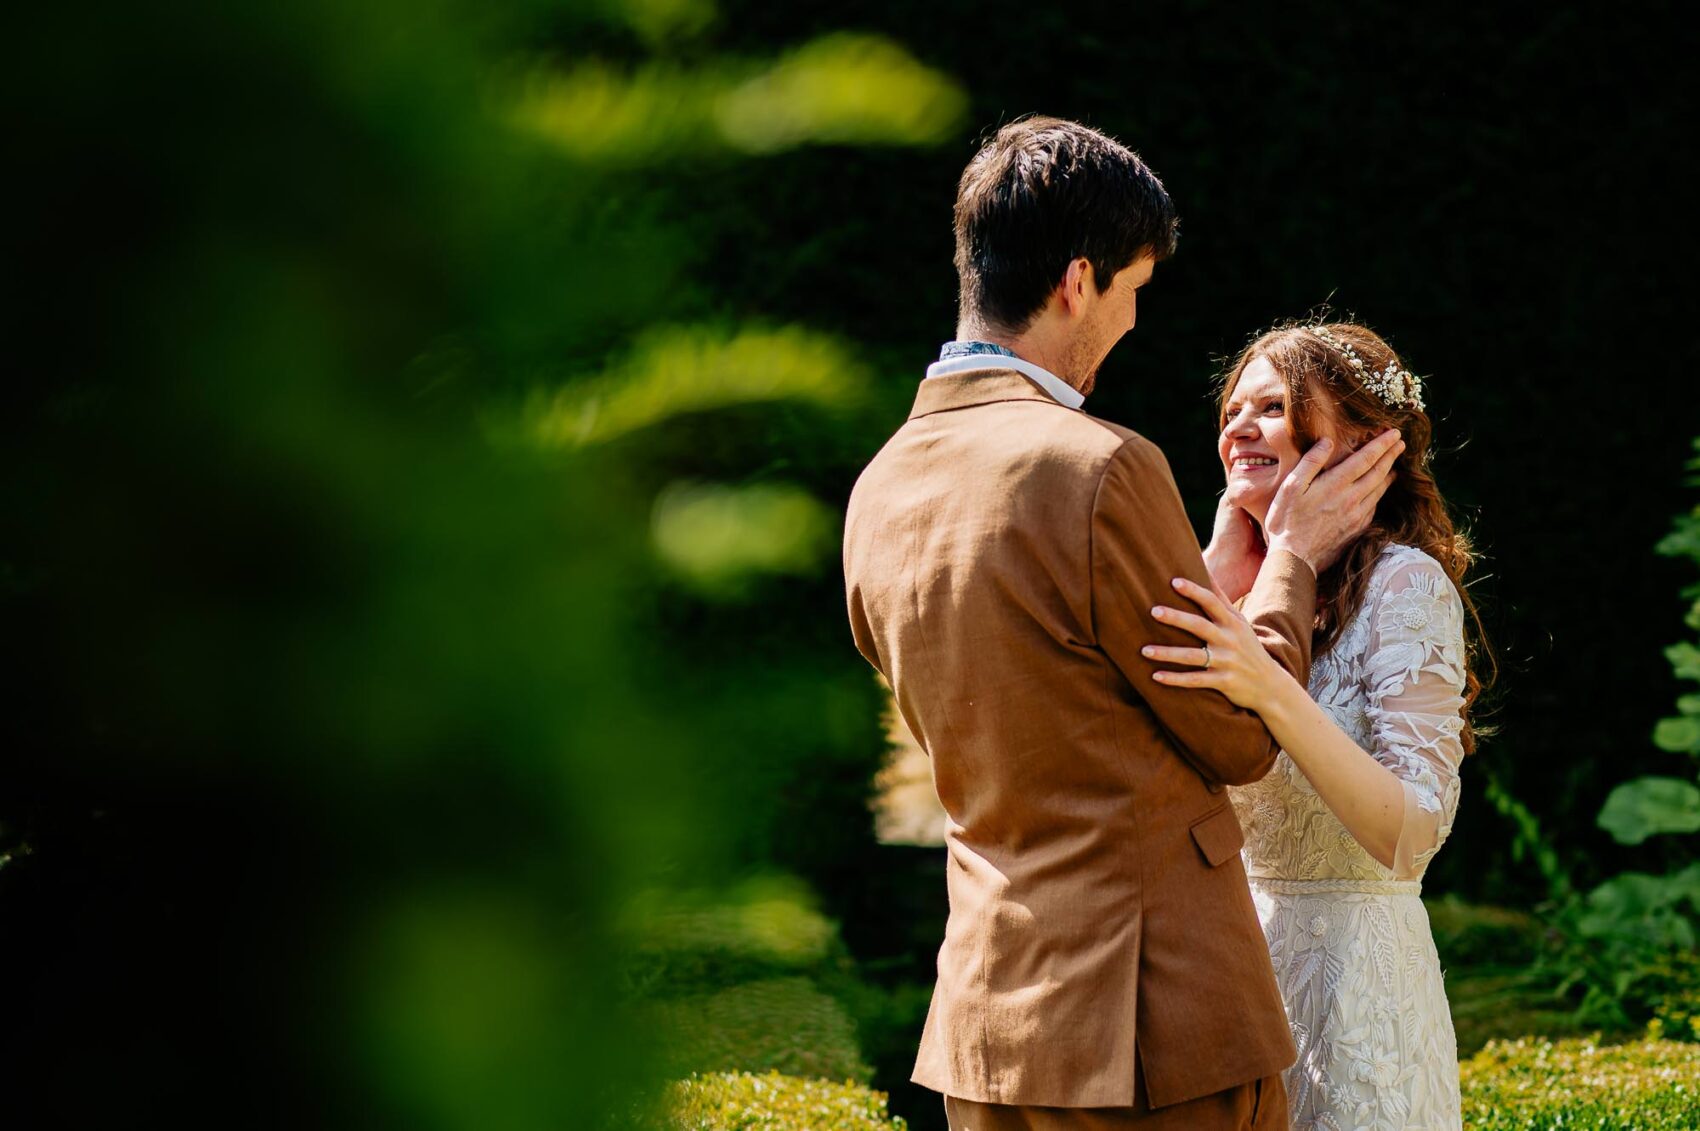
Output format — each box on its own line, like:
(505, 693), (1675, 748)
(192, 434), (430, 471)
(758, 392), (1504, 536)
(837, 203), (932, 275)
(1204, 501), (1265, 604)
(1264, 429), (1404, 572)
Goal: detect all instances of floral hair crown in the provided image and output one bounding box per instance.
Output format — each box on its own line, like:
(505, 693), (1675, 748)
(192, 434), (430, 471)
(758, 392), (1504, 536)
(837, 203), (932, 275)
(1308, 325), (1425, 412)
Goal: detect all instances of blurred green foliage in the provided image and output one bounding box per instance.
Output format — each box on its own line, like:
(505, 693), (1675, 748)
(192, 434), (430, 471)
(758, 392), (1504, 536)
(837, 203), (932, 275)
(621, 874), (840, 992)
(1470, 445), (1700, 1041)
(2, 0), (959, 1124)
(513, 33), (966, 162)
(1599, 777), (1700, 844)
(651, 481), (838, 595)
(1565, 440), (1700, 1029)
(617, 874), (920, 1116)
(1428, 898), (1599, 1055)
(1427, 897), (1542, 971)
(1642, 950), (1700, 1044)
(513, 325), (868, 448)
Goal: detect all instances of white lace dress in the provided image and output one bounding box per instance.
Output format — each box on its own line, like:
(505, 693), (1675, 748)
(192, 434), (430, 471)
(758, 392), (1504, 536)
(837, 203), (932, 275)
(1230, 544), (1467, 1131)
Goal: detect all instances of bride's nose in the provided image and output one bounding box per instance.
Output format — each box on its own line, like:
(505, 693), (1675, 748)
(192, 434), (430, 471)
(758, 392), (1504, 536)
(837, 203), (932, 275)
(1223, 409), (1260, 440)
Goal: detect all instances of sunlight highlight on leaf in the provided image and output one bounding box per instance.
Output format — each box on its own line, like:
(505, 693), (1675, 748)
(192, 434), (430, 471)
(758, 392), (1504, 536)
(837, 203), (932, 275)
(522, 325), (865, 448)
(511, 61), (718, 163)
(511, 34), (964, 163)
(651, 481), (834, 593)
(713, 34), (969, 153)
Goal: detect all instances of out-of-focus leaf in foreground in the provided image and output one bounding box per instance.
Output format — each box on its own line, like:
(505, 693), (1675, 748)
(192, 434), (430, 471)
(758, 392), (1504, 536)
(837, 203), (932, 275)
(515, 325), (867, 449)
(512, 33), (965, 163)
(652, 481), (836, 596)
(361, 888), (639, 1131)
(714, 33), (969, 154)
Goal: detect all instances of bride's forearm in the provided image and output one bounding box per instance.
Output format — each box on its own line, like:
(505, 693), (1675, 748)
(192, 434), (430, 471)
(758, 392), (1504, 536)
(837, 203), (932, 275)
(1258, 678), (1407, 870)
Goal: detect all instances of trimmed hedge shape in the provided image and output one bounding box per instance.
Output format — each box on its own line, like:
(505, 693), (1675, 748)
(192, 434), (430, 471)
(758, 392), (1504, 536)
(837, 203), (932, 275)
(650, 976), (873, 1082)
(665, 1071), (907, 1130)
(1461, 1036), (1700, 1129)
(623, 876), (841, 997)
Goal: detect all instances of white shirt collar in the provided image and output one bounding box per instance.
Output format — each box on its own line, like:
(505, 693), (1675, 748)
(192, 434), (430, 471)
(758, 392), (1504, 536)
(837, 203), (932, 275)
(923, 353), (1085, 410)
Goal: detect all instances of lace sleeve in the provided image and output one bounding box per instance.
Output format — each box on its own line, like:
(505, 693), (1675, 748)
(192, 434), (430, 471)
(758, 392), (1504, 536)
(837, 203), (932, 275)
(1361, 551), (1469, 879)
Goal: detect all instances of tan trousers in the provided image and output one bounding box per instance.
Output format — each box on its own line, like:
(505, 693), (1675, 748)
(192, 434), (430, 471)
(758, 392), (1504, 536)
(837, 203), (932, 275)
(943, 1070), (1285, 1131)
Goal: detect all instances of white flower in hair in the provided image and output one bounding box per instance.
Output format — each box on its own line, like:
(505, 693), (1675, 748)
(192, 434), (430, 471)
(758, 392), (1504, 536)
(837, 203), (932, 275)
(1308, 326), (1425, 411)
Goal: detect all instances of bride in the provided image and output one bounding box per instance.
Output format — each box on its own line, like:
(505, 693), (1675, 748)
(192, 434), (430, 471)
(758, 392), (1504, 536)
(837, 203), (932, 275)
(1141, 321), (1491, 1131)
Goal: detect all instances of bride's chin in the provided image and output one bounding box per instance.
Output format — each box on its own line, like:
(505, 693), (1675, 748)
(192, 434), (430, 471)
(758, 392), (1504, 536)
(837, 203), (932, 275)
(1225, 488), (1273, 525)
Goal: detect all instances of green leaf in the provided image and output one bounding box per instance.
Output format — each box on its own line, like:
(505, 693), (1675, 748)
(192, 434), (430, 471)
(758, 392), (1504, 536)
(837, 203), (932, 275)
(650, 481), (836, 596)
(511, 34), (966, 165)
(514, 325), (867, 449)
(1578, 872), (1697, 948)
(712, 34), (970, 153)
(1598, 777), (1700, 845)
(1653, 715), (1700, 754)
(1668, 862), (1700, 913)
(1656, 510), (1700, 561)
(1667, 641), (1700, 682)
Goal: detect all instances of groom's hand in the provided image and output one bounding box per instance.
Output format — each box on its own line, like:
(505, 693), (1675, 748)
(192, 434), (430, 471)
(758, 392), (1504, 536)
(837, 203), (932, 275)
(1263, 429), (1403, 574)
(1202, 496), (1265, 604)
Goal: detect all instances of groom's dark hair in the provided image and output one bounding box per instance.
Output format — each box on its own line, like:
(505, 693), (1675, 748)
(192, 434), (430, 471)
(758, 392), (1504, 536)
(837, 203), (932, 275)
(954, 116), (1178, 333)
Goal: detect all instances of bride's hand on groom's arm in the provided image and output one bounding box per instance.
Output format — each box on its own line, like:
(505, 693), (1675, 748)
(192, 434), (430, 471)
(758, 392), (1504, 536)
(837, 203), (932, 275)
(1264, 429), (1404, 574)
(1143, 577), (1295, 713)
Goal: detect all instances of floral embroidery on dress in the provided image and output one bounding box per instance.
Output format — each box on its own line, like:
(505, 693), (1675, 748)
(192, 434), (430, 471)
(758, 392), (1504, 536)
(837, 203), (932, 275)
(1231, 544), (1468, 1130)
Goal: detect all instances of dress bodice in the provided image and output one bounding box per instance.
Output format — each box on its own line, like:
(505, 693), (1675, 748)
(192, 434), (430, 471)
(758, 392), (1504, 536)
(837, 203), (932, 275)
(1231, 543), (1469, 883)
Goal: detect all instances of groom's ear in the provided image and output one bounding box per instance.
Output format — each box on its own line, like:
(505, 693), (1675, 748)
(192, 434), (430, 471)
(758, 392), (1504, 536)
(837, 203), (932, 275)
(1059, 257), (1094, 318)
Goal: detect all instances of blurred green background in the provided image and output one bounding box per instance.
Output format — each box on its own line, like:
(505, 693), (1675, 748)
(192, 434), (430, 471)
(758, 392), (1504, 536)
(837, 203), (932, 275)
(3, 0), (1698, 1127)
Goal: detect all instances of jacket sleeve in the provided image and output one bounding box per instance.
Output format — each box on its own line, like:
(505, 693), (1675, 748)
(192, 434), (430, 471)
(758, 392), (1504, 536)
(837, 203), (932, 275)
(1089, 437), (1317, 785)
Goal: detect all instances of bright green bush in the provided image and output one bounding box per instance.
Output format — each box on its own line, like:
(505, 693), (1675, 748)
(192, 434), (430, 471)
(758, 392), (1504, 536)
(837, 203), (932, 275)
(649, 977), (873, 1082)
(664, 1071), (906, 1130)
(1461, 1036), (1700, 1129)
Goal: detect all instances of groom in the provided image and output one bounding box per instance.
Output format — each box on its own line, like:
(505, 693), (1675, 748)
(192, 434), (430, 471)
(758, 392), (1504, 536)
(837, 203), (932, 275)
(842, 118), (1398, 1130)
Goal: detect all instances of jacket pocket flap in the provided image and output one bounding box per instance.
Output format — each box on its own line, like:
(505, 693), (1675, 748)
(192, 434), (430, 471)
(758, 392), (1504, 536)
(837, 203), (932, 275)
(1189, 804), (1245, 868)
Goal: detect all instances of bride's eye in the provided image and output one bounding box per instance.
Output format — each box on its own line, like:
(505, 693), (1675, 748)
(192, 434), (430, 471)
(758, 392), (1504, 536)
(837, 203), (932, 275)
(1265, 400), (1285, 415)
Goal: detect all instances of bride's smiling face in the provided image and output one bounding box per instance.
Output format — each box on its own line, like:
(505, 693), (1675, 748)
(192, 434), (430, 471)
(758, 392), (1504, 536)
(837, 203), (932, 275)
(1219, 356), (1345, 524)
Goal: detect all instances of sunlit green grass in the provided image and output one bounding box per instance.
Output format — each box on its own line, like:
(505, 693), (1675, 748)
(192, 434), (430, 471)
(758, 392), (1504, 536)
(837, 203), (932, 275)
(1462, 1036), (1700, 1129)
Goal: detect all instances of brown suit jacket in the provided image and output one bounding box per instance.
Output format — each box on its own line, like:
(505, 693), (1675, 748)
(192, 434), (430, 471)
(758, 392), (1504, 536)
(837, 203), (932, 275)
(843, 369), (1312, 1110)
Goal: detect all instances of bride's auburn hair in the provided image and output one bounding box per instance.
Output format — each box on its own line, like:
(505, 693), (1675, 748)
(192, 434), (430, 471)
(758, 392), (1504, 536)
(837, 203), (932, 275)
(1218, 321), (1495, 752)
